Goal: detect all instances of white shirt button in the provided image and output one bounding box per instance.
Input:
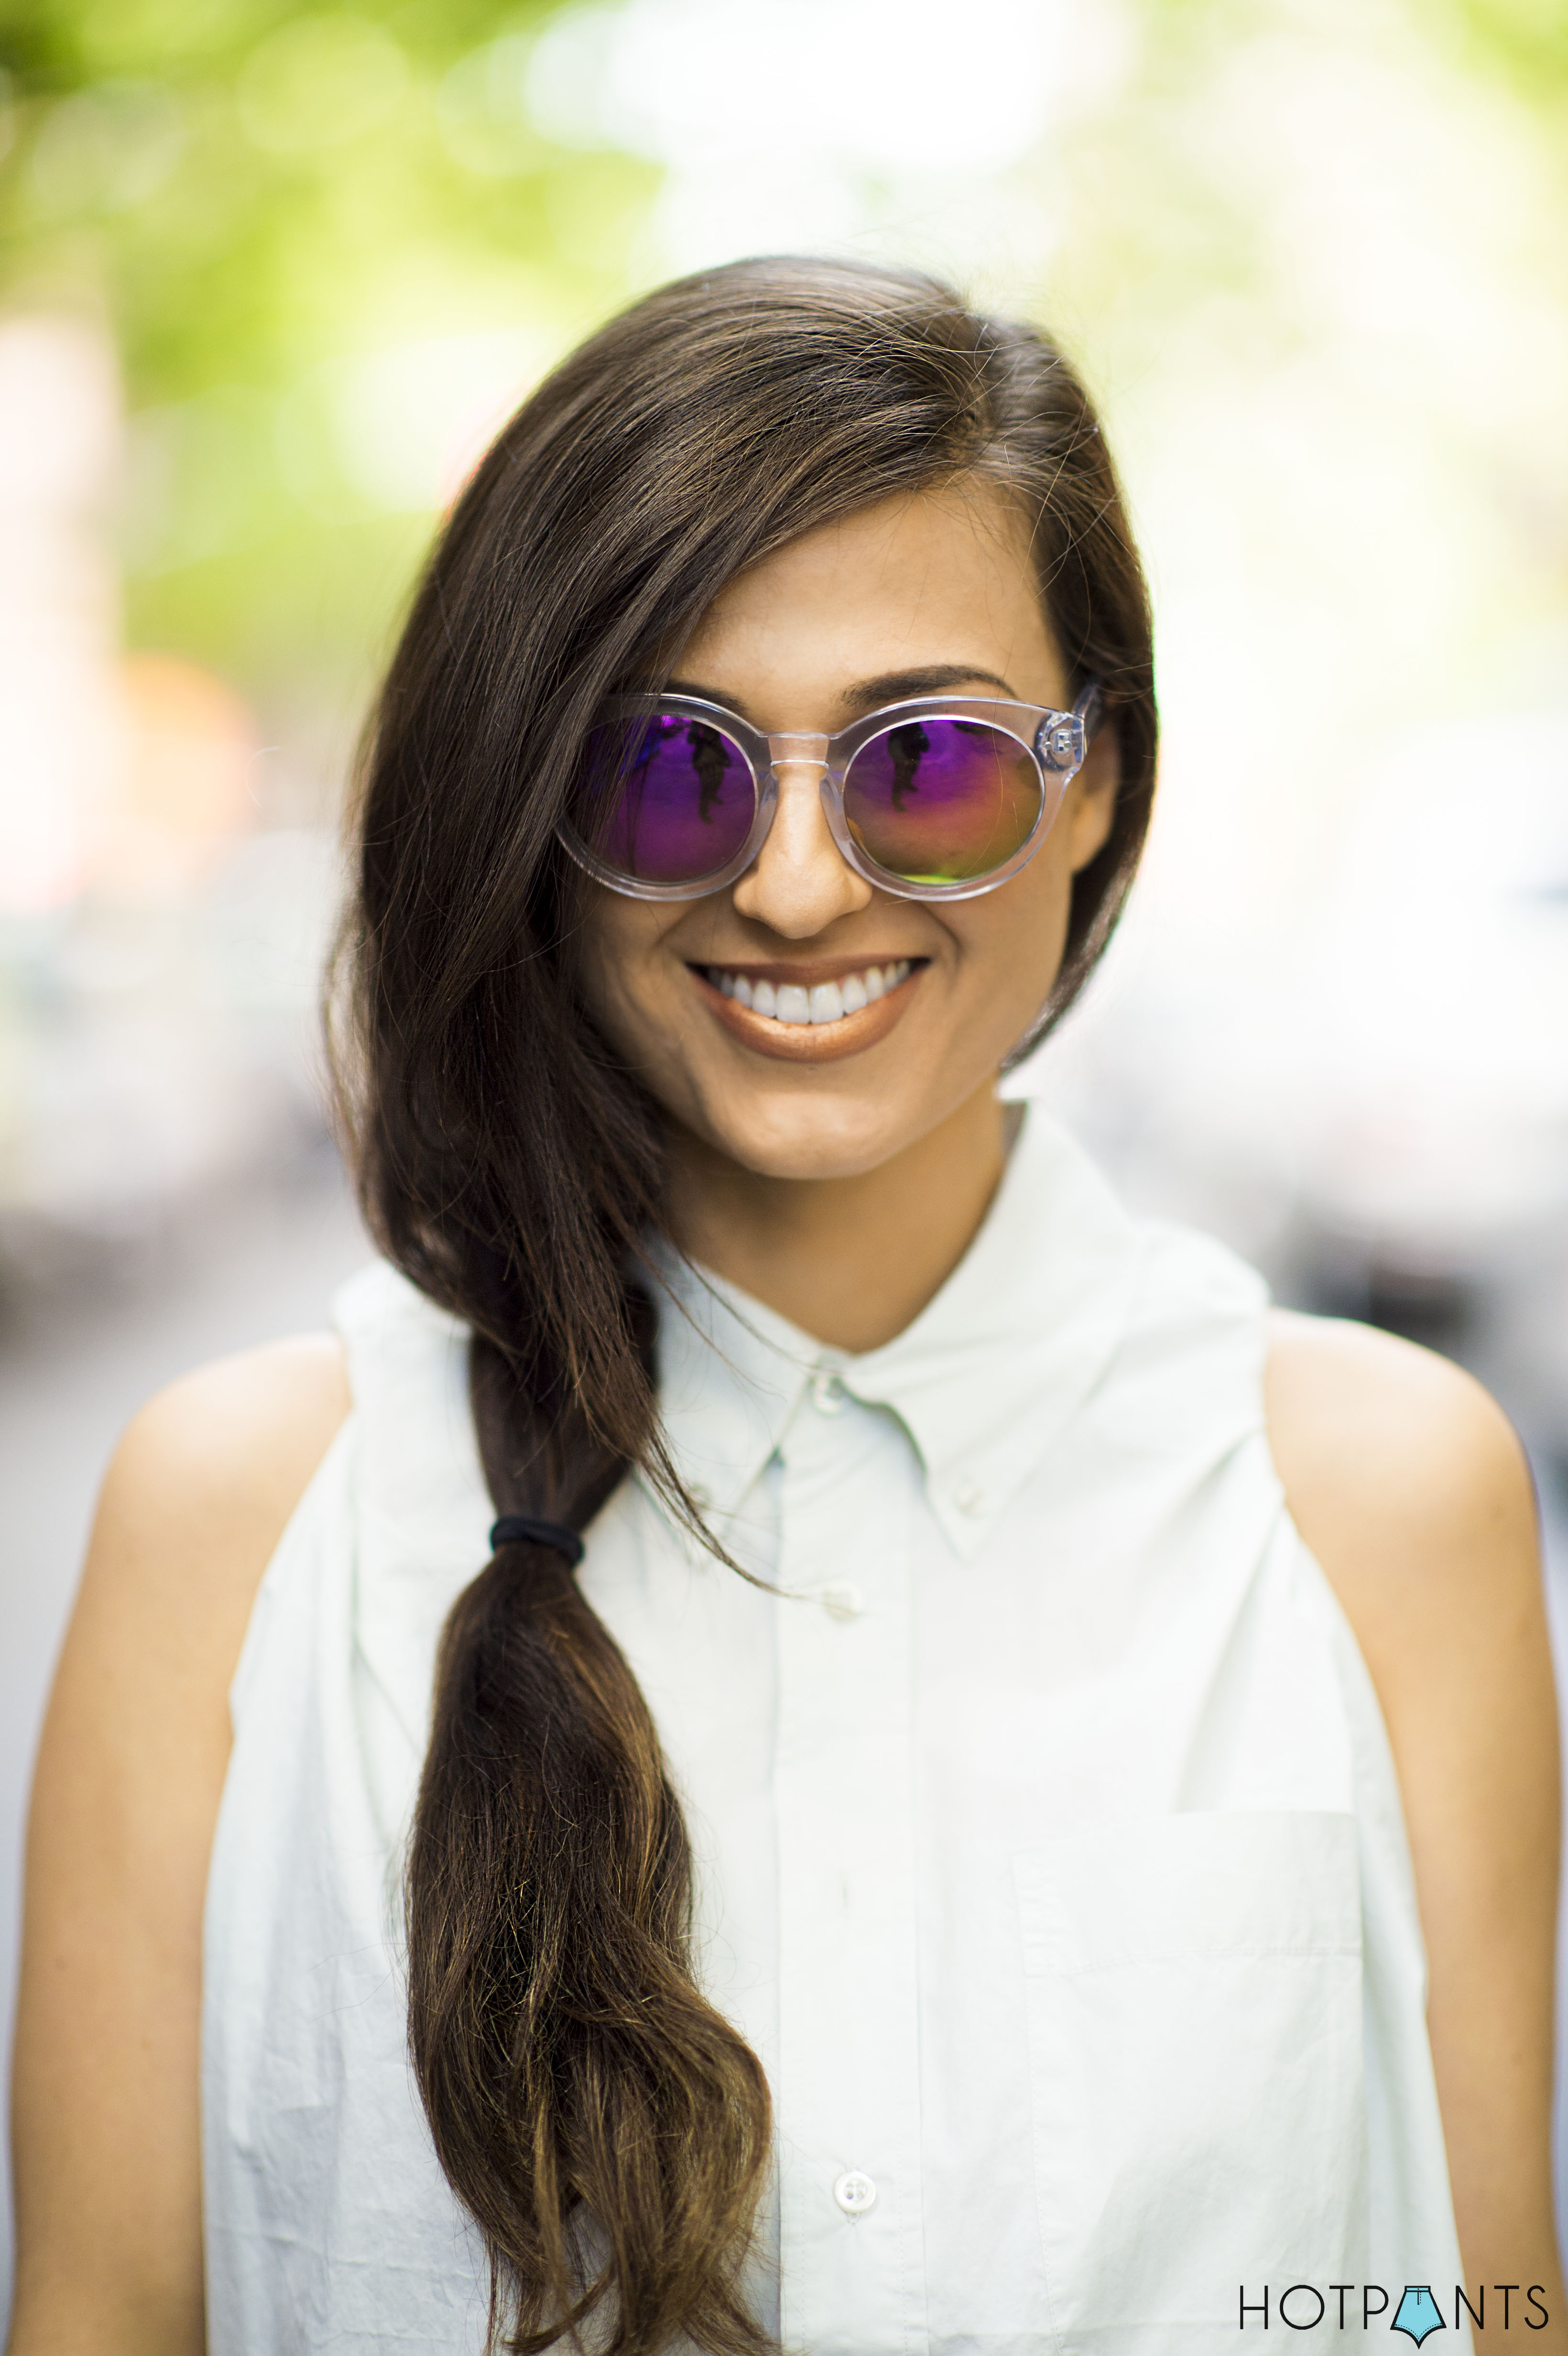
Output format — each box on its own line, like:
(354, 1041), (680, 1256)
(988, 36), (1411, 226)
(833, 2169), (877, 2215)
(818, 1582), (864, 1622)
(811, 1369), (847, 1415)
(953, 1477), (985, 1517)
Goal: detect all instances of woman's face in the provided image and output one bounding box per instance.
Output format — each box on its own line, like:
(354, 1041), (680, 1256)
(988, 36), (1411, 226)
(579, 483), (1120, 1183)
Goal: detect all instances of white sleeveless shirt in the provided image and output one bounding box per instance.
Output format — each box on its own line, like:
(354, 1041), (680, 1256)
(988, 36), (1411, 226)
(201, 1112), (1468, 2354)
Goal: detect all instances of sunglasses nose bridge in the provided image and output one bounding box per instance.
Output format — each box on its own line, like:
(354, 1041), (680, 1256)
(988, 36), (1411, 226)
(763, 730), (831, 774)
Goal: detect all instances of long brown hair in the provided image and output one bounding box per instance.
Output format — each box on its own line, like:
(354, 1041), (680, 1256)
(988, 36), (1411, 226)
(335, 254), (1156, 2354)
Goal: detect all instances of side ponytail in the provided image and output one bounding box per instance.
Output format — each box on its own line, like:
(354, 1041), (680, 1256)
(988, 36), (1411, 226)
(338, 254), (1157, 2352)
(405, 1320), (773, 2354)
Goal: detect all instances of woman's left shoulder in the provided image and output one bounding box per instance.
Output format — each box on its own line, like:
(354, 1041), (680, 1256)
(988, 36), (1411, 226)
(1263, 1325), (1563, 2320)
(1263, 1307), (1537, 1617)
(1261, 1308), (1551, 1822)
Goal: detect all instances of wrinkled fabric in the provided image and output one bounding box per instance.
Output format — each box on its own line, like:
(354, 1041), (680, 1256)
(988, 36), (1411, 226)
(202, 1113), (1466, 2354)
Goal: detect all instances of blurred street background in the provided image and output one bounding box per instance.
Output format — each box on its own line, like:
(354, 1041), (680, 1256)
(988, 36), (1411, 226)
(2, 0), (1567, 2308)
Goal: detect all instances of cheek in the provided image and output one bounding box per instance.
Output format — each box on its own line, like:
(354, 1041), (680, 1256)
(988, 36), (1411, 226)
(950, 838), (1075, 1028)
(577, 899), (675, 1050)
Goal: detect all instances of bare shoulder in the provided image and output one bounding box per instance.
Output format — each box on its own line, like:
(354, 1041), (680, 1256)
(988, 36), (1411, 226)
(1263, 1306), (1535, 1595)
(1261, 1305), (1552, 1942)
(44, 1328), (352, 1827)
(112, 1327), (350, 1499)
(102, 1330), (352, 1594)
(8, 1338), (351, 2353)
(62, 1329), (353, 1795)
(1263, 1322), (1562, 2319)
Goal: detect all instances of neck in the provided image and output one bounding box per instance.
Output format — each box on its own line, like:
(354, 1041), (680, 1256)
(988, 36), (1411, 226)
(665, 1080), (1012, 1353)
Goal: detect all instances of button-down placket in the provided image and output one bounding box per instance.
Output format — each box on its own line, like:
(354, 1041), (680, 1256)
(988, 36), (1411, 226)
(772, 1367), (927, 2356)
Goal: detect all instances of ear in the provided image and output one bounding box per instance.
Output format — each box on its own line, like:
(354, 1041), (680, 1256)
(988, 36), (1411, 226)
(1066, 715), (1121, 874)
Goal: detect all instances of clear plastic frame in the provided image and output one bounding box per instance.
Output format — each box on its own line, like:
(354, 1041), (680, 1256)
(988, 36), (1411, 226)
(557, 680), (1106, 904)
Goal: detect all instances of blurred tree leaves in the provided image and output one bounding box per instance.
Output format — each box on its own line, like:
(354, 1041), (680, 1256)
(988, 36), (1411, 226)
(0, 0), (658, 716)
(0, 0), (1561, 731)
(1447, 0), (1568, 100)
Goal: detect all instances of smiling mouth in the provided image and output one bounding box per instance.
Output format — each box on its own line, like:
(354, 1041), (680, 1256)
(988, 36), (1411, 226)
(700, 959), (916, 1028)
(689, 956), (926, 1064)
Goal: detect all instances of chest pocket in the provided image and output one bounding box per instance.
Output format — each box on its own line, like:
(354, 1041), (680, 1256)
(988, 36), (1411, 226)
(1013, 1811), (1366, 2346)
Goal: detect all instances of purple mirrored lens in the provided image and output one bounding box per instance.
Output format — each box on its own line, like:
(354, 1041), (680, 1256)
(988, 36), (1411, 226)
(575, 714), (756, 884)
(844, 718), (1043, 884)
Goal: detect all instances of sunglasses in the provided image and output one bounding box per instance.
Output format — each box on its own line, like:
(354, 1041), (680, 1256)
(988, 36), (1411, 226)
(557, 681), (1105, 903)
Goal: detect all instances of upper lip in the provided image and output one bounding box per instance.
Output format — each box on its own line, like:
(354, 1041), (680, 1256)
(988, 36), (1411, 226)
(690, 956), (926, 985)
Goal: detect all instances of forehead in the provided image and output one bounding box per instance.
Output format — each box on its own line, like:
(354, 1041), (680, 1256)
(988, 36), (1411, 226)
(676, 482), (1065, 707)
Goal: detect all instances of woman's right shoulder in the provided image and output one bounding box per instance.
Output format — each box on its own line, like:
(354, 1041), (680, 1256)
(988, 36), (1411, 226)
(113, 1329), (353, 1531)
(113, 1329), (350, 1602)
(99, 1331), (353, 1662)
(7, 1339), (353, 2354)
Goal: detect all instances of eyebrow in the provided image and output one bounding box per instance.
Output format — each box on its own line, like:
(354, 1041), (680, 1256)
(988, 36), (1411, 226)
(662, 676), (759, 719)
(839, 663), (1020, 708)
(660, 661), (1021, 722)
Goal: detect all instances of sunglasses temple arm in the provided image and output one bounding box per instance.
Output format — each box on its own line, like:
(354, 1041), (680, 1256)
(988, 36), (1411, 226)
(1075, 678), (1106, 742)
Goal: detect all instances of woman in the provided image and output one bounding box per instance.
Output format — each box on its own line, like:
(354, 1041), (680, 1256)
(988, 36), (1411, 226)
(9, 258), (1562, 2355)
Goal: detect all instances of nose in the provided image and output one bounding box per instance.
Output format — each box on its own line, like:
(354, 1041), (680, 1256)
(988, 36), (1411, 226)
(731, 761), (872, 936)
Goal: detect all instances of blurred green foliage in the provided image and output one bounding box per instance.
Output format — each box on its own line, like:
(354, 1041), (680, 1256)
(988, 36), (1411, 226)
(0, 0), (1561, 732)
(0, 0), (659, 716)
(1450, 0), (1568, 96)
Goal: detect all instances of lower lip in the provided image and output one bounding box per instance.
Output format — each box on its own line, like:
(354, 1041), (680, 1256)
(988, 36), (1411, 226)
(691, 967), (924, 1062)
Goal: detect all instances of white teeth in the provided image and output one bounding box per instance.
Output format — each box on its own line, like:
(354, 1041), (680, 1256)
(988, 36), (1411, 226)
(709, 961), (915, 1024)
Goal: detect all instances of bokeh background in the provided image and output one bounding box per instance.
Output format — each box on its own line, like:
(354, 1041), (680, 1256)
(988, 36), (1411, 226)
(3, 0), (1567, 2305)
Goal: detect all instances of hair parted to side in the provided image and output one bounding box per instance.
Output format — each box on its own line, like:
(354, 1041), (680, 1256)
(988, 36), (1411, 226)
(333, 254), (1157, 2354)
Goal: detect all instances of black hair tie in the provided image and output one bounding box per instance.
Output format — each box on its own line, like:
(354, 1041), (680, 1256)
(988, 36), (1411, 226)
(489, 1516), (585, 1568)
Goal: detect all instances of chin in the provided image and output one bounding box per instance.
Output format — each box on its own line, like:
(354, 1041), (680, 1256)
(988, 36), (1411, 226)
(707, 1099), (914, 1184)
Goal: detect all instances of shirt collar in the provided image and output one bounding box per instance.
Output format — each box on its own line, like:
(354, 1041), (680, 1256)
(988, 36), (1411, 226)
(649, 1234), (818, 1522)
(844, 1113), (1145, 1556)
(650, 1113), (1145, 1560)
